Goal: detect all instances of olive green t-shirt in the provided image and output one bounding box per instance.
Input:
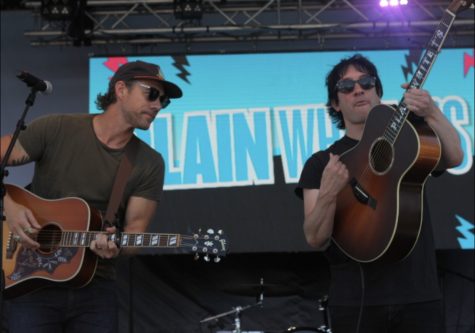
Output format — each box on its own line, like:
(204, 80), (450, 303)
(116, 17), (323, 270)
(18, 113), (165, 279)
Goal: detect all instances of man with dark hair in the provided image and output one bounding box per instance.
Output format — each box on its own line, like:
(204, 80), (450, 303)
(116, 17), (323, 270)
(1, 60), (182, 332)
(295, 54), (463, 332)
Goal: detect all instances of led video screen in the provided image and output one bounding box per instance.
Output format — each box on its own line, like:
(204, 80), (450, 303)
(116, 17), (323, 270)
(90, 49), (474, 252)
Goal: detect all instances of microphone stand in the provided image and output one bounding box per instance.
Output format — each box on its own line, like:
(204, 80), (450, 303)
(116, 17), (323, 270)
(1, 87), (40, 323)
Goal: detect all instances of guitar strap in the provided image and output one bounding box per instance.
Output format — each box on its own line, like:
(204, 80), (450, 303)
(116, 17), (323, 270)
(103, 136), (139, 231)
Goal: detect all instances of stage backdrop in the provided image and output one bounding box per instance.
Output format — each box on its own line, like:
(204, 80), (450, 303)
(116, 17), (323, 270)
(89, 49), (474, 253)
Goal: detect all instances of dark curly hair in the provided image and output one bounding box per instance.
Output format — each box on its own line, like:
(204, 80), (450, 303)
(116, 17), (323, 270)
(95, 80), (135, 111)
(325, 54), (383, 129)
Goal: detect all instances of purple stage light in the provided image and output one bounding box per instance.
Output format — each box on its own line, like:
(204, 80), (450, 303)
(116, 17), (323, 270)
(379, 0), (408, 7)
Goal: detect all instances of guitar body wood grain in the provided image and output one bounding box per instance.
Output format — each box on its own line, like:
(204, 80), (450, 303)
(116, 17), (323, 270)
(2, 184), (227, 298)
(2, 184), (102, 299)
(333, 104), (441, 263)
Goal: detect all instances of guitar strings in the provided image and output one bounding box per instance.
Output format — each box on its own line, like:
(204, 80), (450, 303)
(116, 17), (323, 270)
(9, 231), (206, 248)
(358, 103), (407, 181)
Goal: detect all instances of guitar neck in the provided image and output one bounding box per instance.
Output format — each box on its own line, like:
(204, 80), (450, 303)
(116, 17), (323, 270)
(4, 184), (227, 258)
(60, 231), (187, 248)
(407, 9), (456, 90)
(383, 8), (457, 145)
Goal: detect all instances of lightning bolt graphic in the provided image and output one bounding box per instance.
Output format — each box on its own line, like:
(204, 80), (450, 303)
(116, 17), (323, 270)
(455, 215), (474, 249)
(172, 55), (191, 84)
(401, 50), (423, 82)
(463, 50), (474, 77)
(103, 57), (128, 80)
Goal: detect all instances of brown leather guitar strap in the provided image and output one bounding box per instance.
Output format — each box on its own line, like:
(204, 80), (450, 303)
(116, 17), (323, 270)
(103, 136), (139, 230)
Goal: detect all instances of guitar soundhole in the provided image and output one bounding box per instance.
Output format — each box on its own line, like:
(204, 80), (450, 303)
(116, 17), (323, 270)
(37, 224), (62, 253)
(370, 139), (393, 174)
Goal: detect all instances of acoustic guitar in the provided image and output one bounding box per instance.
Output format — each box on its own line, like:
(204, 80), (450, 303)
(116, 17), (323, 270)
(333, 0), (472, 263)
(2, 184), (228, 298)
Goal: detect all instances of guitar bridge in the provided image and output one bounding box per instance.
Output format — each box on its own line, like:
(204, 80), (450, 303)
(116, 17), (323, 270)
(6, 233), (18, 259)
(350, 178), (377, 209)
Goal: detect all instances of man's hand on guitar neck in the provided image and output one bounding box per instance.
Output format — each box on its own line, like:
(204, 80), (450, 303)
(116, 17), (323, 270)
(401, 82), (464, 169)
(402, 83), (439, 120)
(90, 226), (121, 259)
(4, 193), (41, 249)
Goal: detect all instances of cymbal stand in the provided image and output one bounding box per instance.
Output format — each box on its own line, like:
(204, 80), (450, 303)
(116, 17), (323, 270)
(200, 303), (259, 333)
(232, 306), (243, 333)
(200, 278), (265, 333)
(201, 298), (266, 333)
(317, 295), (332, 333)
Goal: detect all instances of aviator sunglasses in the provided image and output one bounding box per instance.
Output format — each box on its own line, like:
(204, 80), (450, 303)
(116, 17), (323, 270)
(335, 75), (376, 94)
(137, 82), (170, 108)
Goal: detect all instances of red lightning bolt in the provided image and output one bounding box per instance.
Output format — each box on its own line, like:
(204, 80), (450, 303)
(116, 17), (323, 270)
(463, 51), (474, 77)
(103, 57), (129, 79)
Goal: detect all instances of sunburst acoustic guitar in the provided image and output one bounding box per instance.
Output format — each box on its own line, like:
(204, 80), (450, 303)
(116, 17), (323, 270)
(2, 184), (228, 299)
(332, 0), (472, 263)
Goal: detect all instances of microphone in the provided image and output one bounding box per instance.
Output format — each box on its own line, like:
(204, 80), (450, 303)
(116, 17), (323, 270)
(16, 71), (53, 95)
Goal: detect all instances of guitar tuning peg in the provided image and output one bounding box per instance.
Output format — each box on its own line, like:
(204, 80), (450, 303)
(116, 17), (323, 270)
(207, 228), (215, 234)
(214, 257), (221, 263)
(217, 230), (223, 235)
(194, 253), (200, 261)
(204, 254), (210, 262)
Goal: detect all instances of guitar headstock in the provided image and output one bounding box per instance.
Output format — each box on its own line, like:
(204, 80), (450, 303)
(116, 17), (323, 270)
(449, 0), (474, 13)
(188, 228), (228, 263)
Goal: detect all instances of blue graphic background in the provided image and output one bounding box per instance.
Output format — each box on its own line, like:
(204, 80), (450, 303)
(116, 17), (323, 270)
(90, 49), (474, 188)
(89, 50), (474, 250)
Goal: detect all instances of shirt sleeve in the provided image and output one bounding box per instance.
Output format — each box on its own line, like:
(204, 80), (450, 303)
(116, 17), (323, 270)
(18, 114), (63, 161)
(130, 148), (165, 203)
(294, 151), (329, 199)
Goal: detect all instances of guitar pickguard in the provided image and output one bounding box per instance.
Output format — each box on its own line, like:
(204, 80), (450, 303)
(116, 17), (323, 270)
(8, 247), (78, 282)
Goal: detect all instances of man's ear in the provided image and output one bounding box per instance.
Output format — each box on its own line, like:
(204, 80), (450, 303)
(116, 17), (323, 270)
(115, 81), (127, 99)
(331, 100), (340, 112)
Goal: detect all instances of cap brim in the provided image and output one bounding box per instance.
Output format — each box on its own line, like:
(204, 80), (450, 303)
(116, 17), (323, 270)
(162, 81), (183, 99)
(134, 75), (183, 98)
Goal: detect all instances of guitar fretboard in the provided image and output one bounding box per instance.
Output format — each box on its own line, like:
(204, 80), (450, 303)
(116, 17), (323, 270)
(59, 231), (183, 248)
(383, 8), (456, 145)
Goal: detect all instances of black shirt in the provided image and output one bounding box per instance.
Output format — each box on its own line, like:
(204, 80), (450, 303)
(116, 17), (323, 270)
(296, 136), (441, 306)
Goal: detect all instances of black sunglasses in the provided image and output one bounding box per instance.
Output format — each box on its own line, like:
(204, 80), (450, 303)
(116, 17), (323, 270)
(335, 75), (376, 94)
(137, 82), (170, 108)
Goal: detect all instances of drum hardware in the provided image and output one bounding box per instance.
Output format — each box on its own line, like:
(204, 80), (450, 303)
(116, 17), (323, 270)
(282, 295), (332, 333)
(200, 278), (265, 333)
(220, 277), (300, 297)
(317, 295), (332, 333)
(200, 302), (261, 333)
(284, 326), (322, 333)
